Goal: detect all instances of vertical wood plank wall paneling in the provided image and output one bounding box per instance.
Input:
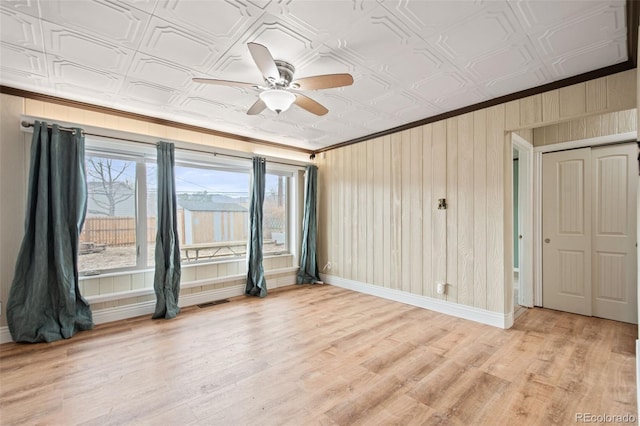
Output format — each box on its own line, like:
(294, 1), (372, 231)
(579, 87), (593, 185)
(533, 109), (637, 146)
(421, 125), (433, 299)
(0, 95), (27, 329)
(432, 121), (447, 301)
(318, 69), (636, 320)
(446, 118), (459, 303)
(457, 113), (474, 307)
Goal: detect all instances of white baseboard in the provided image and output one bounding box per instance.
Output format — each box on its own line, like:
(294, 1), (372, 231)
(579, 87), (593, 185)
(321, 274), (514, 329)
(91, 272), (297, 325)
(0, 326), (11, 344)
(0, 272), (298, 344)
(637, 340), (640, 417)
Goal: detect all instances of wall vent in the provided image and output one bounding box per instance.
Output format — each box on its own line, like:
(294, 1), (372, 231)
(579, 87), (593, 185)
(197, 299), (230, 309)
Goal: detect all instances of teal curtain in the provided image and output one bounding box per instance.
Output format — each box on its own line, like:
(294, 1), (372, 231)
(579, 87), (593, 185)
(152, 142), (181, 319)
(7, 121), (93, 342)
(246, 157), (267, 297)
(297, 165), (320, 284)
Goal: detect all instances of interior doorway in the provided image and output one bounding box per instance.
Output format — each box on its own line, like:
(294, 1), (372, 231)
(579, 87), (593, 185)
(512, 133), (534, 317)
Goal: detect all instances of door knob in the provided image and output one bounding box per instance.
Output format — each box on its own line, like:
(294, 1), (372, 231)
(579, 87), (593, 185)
(544, 238), (550, 243)
(519, 235), (523, 240)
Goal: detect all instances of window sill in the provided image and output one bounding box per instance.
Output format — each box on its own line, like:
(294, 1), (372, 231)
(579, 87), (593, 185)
(79, 252), (293, 281)
(84, 266), (300, 304)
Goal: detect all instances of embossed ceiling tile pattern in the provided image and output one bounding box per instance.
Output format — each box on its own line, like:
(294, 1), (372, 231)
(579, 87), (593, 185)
(414, 71), (471, 102)
(0, 0), (40, 19)
(484, 66), (548, 98)
(532, 3), (626, 58)
(42, 21), (135, 74)
(511, 0), (624, 31)
(187, 83), (258, 111)
(48, 56), (123, 93)
(0, 67), (47, 89)
(383, 45), (448, 85)
(120, 77), (180, 107)
(127, 53), (194, 89)
(1, 42), (47, 77)
(179, 96), (229, 117)
(138, 16), (219, 72)
(546, 39), (627, 78)
(382, 0), (487, 35)
(341, 12), (415, 68)
(430, 5), (523, 64)
(372, 90), (425, 116)
(310, 93), (353, 115)
(292, 49), (357, 85)
(152, 0), (251, 40)
(282, 0), (376, 44)
(345, 73), (392, 105)
(0, 0), (630, 150)
(236, 17), (314, 64)
(54, 82), (118, 103)
(38, 0), (151, 49)
(115, 0), (158, 14)
(434, 87), (488, 112)
(339, 104), (384, 126)
(0, 5), (44, 50)
(467, 41), (541, 84)
(209, 48), (266, 85)
(314, 118), (371, 138)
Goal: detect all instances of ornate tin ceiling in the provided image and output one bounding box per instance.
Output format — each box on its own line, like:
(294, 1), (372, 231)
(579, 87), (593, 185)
(0, 0), (629, 150)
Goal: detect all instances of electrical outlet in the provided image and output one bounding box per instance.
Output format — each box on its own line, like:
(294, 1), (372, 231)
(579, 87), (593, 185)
(436, 283), (446, 295)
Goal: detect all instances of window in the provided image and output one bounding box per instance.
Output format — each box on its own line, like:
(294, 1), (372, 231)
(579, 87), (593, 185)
(174, 164), (250, 261)
(79, 138), (294, 275)
(79, 152), (148, 274)
(264, 173), (288, 255)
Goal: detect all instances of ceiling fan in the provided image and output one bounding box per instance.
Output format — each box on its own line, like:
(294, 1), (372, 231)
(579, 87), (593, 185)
(193, 42), (354, 116)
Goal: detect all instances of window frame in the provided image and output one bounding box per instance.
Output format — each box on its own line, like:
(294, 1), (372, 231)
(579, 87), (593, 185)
(81, 136), (298, 276)
(81, 147), (153, 275)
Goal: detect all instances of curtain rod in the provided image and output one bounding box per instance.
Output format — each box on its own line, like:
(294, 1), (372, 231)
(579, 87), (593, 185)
(20, 120), (306, 168)
(22, 120), (81, 134)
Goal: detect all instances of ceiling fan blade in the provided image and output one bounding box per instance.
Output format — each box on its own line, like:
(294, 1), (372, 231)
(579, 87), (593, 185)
(247, 99), (267, 115)
(248, 42), (279, 82)
(291, 73), (354, 90)
(193, 78), (259, 89)
(294, 94), (328, 116)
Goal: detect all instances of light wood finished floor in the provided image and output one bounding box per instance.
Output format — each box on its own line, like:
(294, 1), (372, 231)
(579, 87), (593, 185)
(1, 285), (637, 425)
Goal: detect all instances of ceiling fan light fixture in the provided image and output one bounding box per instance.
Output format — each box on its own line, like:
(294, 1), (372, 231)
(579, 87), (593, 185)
(259, 89), (296, 114)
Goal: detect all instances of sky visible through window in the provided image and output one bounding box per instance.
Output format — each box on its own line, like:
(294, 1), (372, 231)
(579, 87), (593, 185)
(85, 158), (280, 198)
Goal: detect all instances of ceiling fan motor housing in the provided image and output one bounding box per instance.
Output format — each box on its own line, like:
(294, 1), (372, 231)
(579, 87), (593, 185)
(269, 60), (296, 88)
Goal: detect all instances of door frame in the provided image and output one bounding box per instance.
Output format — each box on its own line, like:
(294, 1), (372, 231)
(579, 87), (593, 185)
(533, 131), (636, 306)
(512, 133), (534, 308)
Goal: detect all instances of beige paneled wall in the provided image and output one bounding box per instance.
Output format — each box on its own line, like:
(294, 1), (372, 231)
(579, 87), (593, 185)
(533, 109), (637, 146)
(318, 68), (636, 316)
(318, 106), (508, 312)
(0, 95), (27, 328)
(0, 93), (299, 328)
(505, 69), (636, 130)
(22, 98), (309, 162)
